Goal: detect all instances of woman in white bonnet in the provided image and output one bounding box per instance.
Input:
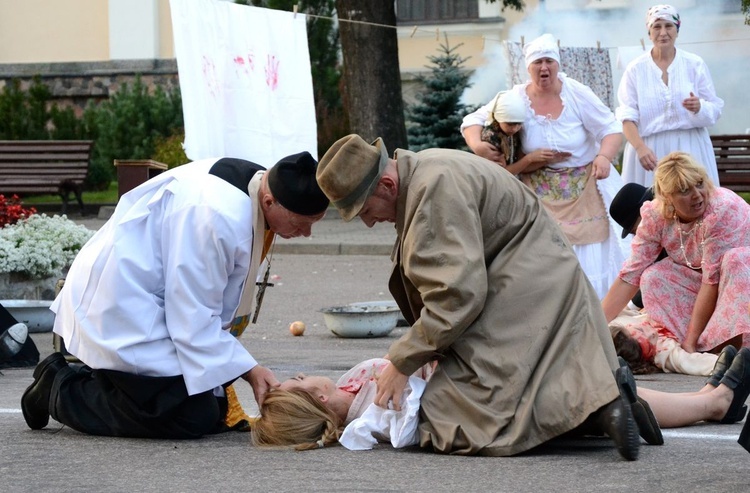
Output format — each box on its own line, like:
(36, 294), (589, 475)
(480, 91), (527, 174)
(616, 4), (723, 188)
(462, 33), (630, 299)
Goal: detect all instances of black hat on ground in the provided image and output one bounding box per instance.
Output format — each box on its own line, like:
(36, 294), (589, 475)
(267, 151), (329, 216)
(610, 183), (655, 239)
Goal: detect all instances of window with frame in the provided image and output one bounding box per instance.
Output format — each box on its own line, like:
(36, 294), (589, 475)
(396, 0), (479, 24)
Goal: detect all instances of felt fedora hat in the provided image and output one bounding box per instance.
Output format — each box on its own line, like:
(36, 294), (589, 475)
(316, 134), (389, 222)
(609, 183), (654, 238)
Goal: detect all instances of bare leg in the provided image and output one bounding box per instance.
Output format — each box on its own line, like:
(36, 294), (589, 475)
(638, 385), (732, 428)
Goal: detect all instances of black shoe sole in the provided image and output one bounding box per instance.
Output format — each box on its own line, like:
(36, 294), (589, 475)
(617, 357), (662, 446)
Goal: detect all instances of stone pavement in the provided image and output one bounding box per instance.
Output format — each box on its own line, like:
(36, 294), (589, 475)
(2, 207), (749, 492)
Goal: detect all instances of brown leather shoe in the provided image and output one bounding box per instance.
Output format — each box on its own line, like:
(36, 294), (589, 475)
(21, 352), (68, 430)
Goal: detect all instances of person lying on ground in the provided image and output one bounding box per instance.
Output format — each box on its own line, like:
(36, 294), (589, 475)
(251, 348), (750, 450)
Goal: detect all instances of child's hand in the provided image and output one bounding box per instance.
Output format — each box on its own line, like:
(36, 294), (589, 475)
(550, 151), (572, 163)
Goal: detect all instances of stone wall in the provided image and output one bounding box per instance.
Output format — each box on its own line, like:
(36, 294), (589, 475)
(0, 59), (179, 115)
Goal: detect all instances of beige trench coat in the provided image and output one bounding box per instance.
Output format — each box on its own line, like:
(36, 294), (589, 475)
(386, 149), (620, 456)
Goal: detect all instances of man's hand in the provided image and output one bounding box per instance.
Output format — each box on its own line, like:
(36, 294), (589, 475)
(375, 362), (409, 411)
(241, 365), (280, 407)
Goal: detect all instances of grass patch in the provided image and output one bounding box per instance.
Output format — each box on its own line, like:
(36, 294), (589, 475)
(23, 182), (119, 205)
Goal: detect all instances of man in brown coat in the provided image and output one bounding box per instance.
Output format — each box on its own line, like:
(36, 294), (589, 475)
(316, 134), (643, 459)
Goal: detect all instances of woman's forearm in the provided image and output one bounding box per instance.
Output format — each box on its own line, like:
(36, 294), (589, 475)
(601, 278), (639, 323)
(598, 133), (623, 162)
(622, 121), (645, 151)
(684, 283), (719, 349)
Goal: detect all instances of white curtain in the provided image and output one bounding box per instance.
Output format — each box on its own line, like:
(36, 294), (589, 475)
(170, 0), (318, 165)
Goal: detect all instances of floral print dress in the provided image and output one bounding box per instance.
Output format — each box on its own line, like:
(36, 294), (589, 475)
(620, 188), (750, 350)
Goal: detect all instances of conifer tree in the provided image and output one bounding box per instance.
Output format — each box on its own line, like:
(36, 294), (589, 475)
(407, 37), (473, 151)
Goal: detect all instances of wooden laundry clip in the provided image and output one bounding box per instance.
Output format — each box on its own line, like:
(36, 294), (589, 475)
(435, 28), (440, 41)
(557, 39), (561, 49)
(596, 40), (601, 51)
(293, 4), (298, 18)
(410, 26), (418, 38)
(520, 36), (525, 48)
(640, 38), (646, 50)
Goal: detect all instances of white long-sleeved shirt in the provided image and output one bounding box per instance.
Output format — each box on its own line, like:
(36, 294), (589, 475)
(51, 159), (258, 395)
(615, 48), (723, 137)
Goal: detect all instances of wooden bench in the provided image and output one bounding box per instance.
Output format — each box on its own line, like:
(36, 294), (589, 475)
(0, 140), (94, 213)
(712, 134), (750, 193)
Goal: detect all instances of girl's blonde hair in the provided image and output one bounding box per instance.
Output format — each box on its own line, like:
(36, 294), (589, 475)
(653, 151), (715, 218)
(251, 388), (343, 451)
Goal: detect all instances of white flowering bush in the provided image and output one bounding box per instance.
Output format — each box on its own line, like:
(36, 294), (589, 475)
(0, 214), (94, 279)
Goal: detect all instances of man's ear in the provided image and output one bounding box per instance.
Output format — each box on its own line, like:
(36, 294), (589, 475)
(261, 191), (275, 209)
(318, 394), (329, 403)
(380, 175), (397, 197)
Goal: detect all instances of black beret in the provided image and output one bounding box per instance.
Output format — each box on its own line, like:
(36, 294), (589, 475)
(610, 183), (654, 239)
(267, 151), (329, 216)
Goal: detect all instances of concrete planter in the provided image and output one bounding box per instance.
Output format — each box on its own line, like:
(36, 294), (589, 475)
(0, 272), (61, 301)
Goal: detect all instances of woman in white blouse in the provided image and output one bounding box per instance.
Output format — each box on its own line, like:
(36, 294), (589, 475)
(462, 33), (630, 299)
(616, 4), (723, 187)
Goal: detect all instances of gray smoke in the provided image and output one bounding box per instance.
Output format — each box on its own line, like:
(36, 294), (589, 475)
(462, 0), (749, 134)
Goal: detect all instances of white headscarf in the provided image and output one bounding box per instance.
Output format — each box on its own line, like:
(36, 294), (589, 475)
(486, 91), (526, 125)
(523, 33), (560, 68)
(646, 4), (681, 32)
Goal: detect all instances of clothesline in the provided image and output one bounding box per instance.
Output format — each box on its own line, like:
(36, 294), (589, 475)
(483, 34), (750, 51)
(301, 10), (750, 51)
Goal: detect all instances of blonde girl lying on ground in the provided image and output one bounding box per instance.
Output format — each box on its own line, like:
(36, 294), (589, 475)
(252, 352), (750, 451)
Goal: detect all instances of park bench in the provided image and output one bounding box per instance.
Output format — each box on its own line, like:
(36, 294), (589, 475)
(712, 134), (750, 193)
(0, 140), (94, 214)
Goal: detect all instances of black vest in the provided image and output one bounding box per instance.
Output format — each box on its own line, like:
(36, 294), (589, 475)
(208, 158), (266, 195)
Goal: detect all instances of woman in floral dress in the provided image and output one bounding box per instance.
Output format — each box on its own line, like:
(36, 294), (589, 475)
(462, 33), (630, 298)
(602, 151), (750, 352)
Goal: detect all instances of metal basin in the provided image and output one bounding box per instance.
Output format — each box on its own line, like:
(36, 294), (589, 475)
(0, 299), (54, 333)
(321, 301), (401, 338)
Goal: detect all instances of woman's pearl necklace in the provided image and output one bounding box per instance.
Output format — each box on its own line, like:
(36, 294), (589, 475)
(676, 216), (705, 270)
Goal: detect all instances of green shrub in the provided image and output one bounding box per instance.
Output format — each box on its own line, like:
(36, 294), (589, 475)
(0, 78), (50, 139)
(152, 130), (190, 169)
(83, 76), (184, 189)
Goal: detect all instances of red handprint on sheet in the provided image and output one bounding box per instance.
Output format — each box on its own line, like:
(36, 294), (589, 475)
(265, 54), (279, 91)
(233, 52), (255, 79)
(202, 55), (220, 99)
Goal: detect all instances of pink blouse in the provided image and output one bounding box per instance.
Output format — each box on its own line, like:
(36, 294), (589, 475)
(620, 188), (750, 286)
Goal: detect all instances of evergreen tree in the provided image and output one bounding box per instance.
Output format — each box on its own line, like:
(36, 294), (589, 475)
(407, 38), (473, 151)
